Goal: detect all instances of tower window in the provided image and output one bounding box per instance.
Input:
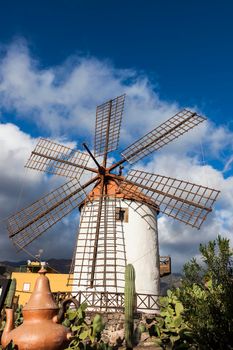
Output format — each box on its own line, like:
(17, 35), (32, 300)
(116, 208), (128, 222)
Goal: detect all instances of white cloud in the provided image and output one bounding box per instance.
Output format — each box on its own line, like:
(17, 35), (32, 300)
(0, 39), (233, 272)
(223, 155), (233, 173)
(0, 40), (179, 143)
(149, 154), (233, 271)
(0, 123), (78, 260)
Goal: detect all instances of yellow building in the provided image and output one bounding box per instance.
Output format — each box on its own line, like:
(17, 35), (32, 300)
(11, 257), (171, 306)
(12, 262), (72, 306)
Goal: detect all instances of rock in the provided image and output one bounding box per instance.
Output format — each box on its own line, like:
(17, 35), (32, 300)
(143, 336), (159, 347)
(140, 332), (150, 342)
(109, 329), (125, 346)
(116, 322), (124, 330)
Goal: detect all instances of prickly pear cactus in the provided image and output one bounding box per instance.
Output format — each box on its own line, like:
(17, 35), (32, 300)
(124, 264), (136, 349)
(92, 314), (104, 337)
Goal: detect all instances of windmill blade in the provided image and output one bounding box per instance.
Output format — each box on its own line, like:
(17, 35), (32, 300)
(90, 178), (105, 287)
(121, 109), (205, 164)
(94, 94), (125, 159)
(25, 138), (97, 179)
(68, 193), (121, 289)
(85, 180), (119, 289)
(7, 176), (99, 249)
(121, 169), (220, 229)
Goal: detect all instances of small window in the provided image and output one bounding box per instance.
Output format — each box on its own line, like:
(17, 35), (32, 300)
(116, 208), (128, 222)
(23, 283), (31, 292)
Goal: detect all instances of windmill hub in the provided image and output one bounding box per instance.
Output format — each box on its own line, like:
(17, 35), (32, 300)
(98, 166), (106, 176)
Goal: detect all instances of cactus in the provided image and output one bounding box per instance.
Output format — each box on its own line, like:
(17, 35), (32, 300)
(124, 264), (136, 349)
(5, 279), (16, 309)
(92, 314), (104, 337)
(154, 289), (193, 348)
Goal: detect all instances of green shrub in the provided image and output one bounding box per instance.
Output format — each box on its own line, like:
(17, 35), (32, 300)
(179, 235), (233, 349)
(154, 289), (195, 349)
(64, 303), (105, 350)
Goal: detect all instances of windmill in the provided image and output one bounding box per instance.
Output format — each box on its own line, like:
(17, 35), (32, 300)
(7, 94), (220, 311)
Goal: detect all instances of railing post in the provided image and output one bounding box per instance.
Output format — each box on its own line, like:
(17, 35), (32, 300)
(106, 292), (108, 312)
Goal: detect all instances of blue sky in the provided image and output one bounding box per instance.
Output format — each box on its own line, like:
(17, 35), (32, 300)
(0, 0), (233, 270)
(1, 0), (233, 126)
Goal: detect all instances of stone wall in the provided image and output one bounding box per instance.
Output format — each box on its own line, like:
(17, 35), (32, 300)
(86, 311), (159, 346)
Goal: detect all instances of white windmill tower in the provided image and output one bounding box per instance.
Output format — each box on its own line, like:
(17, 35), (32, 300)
(7, 94), (220, 312)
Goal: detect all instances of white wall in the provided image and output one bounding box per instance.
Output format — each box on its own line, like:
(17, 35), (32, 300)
(122, 200), (160, 296)
(72, 198), (160, 311)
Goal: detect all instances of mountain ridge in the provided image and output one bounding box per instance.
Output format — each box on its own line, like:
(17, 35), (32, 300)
(0, 258), (72, 274)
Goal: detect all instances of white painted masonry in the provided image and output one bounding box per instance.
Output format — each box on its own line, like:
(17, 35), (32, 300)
(72, 197), (160, 310)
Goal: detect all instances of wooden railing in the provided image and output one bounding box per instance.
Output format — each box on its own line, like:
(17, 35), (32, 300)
(53, 291), (159, 312)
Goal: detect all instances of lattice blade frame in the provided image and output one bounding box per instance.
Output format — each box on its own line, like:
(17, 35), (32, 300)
(122, 169), (220, 228)
(7, 177), (98, 249)
(121, 109), (205, 164)
(68, 194), (124, 289)
(94, 94), (125, 157)
(26, 138), (90, 179)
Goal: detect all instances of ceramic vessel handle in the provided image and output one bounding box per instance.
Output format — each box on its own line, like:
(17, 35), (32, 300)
(56, 297), (80, 324)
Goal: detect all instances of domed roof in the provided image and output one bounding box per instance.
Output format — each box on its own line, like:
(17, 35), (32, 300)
(83, 177), (159, 212)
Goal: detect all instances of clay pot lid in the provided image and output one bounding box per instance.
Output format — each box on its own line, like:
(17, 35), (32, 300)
(23, 268), (58, 310)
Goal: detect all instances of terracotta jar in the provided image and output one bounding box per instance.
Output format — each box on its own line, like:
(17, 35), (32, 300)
(1, 268), (75, 350)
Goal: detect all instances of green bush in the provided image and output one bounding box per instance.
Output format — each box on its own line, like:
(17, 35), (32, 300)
(152, 236), (233, 349)
(154, 289), (195, 349)
(179, 235), (233, 349)
(64, 303), (105, 350)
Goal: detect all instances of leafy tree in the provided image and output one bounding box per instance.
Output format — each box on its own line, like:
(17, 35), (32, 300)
(180, 235), (233, 349)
